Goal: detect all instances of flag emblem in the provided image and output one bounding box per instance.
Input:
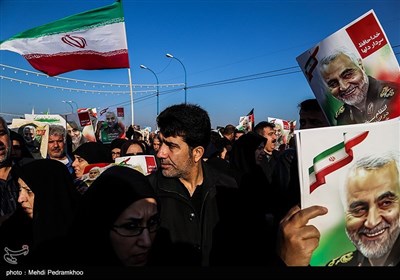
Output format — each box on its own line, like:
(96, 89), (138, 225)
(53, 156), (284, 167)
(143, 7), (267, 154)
(62, 35), (87, 48)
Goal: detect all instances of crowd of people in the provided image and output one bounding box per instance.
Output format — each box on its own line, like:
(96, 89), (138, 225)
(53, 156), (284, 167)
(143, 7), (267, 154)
(0, 98), (398, 277)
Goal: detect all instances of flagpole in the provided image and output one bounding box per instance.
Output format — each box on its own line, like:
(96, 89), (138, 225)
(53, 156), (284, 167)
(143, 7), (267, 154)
(127, 68), (134, 126)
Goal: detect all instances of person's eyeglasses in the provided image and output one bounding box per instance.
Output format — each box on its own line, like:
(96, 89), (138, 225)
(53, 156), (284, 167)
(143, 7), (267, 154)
(111, 152), (121, 156)
(112, 217), (160, 237)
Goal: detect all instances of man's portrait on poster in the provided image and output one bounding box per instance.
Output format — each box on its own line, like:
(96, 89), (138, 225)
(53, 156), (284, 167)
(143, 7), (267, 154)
(319, 48), (399, 125)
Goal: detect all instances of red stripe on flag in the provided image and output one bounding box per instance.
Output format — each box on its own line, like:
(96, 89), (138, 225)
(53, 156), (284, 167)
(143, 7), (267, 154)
(344, 131), (369, 156)
(25, 51), (129, 76)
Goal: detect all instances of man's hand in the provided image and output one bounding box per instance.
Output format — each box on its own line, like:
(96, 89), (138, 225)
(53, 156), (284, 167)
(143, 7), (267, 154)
(277, 205), (328, 266)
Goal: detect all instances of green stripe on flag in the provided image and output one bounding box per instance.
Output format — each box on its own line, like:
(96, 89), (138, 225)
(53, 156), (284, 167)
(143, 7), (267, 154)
(312, 141), (344, 164)
(1, 1), (124, 42)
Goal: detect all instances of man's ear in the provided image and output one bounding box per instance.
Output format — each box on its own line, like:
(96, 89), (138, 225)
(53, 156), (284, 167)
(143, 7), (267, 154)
(357, 58), (365, 71)
(192, 146), (204, 163)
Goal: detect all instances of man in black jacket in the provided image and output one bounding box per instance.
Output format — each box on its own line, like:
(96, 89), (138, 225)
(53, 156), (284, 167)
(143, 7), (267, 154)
(148, 104), (275, 266)
(0, 117), (19, 225)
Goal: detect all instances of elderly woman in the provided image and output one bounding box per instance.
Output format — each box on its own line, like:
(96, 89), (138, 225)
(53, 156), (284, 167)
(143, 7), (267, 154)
(0, 159), (80, 265)
(66, 165), (161, 266)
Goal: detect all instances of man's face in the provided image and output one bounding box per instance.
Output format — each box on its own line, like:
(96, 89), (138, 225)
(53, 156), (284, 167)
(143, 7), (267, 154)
(260, 126), (277, 154)
(47, 134), (65, 159)
(88, 168), (100, 179)
(345, 161), (400, 259)
(321, 53), (369, 106)
(274, 125), (282, 137)
(299, 109), (329, 129)
(23, 127), (35, 143)
(67, 127), (82, 144)
(106, 113), (117, 127)
(156, 133), (195, 178)
(0, 120), (11, 163)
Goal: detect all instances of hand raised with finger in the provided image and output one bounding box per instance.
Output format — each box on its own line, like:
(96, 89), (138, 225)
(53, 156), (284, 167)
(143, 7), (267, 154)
(277, 205), (328, 266)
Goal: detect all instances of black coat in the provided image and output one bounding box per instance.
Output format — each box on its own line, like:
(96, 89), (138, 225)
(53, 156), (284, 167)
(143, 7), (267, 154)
(148, 161), (273, 266)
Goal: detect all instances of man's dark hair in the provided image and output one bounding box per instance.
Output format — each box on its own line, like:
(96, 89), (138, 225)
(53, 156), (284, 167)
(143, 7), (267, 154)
(157, 103), (211, 150)
(298, 98), (322, 112)
(221, 124), (236, 136)
(253, 121), (275, 135)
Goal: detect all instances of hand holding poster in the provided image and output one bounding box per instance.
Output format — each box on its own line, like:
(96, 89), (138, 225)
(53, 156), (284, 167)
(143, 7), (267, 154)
(297, 10), (400, 126)
(296, 117), (400, 266)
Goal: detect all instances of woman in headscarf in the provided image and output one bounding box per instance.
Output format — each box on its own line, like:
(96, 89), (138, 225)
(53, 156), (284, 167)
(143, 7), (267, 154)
(66, 165), (161, 267)
(0, 159), (80, 265)
(72, 141), (112, 194)
(228, 131), (278, 264)
(9, 130), (34, 164)
(120, 139), (148, 156)
(109, 138), (128, 161)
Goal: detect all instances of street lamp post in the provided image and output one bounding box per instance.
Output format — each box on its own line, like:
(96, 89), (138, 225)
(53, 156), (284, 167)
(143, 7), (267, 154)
(62, 100), (74, 126)
(62, 100), (74, 114)
(69, 100), (79, 110)
(140, 64), (160, 115)
(166, 53), (187, 104)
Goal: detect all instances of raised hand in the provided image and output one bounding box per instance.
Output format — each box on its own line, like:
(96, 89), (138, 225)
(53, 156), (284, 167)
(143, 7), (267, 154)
(277, 205), (328, 266)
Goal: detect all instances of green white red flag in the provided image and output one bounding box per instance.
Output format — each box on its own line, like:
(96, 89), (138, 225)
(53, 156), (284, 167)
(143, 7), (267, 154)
(308, 131), (369, 193)
(247, 109), (254, 131)
(0, 0), (129, 76)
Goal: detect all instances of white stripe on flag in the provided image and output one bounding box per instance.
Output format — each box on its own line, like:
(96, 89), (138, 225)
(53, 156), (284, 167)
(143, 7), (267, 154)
(1, 22), (127, 55)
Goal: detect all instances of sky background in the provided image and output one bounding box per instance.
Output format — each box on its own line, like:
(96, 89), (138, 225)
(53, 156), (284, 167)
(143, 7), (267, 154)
(1, 0), (399, 130)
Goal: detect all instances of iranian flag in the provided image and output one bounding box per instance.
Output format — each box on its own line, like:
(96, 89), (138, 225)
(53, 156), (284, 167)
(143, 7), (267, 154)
(308, 131), (369, 193)
(0, 0), (129, 76)
(247, 108), (255, 131)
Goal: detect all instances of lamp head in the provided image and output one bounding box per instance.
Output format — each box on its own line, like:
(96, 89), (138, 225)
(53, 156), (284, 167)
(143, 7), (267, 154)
(166, 53), (174, 58)
(140, 64), (147, 69)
